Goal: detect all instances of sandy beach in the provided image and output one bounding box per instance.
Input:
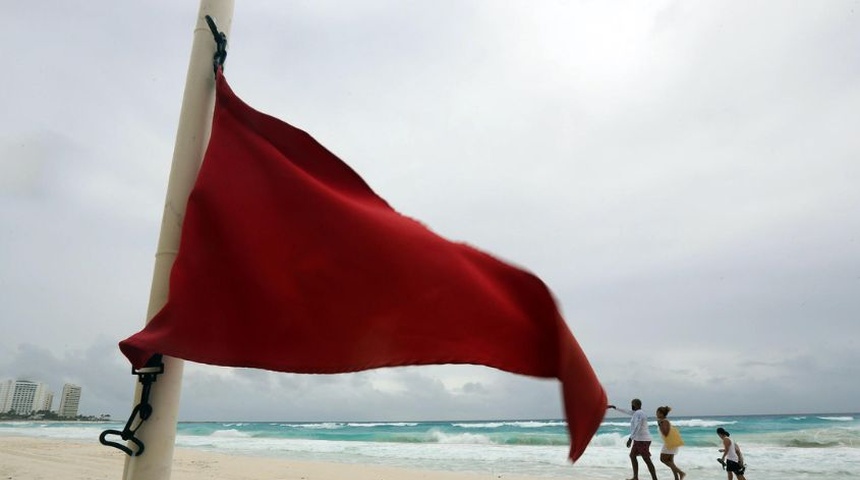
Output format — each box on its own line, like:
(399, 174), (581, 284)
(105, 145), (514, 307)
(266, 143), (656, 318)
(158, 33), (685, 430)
(0, 436), (551, 480)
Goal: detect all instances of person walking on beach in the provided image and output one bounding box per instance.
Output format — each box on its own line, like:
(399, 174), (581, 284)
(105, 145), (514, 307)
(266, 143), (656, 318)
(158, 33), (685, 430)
(656, 406), (685, 480)
(608, 399), (658, 480)
(717, 427), (748, 480)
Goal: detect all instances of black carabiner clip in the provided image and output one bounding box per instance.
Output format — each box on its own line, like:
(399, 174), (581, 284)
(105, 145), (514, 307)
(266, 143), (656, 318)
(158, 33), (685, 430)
(99, 428), (145, 456)
(99, 355), (163, 456)
(99, 402), (150, 456)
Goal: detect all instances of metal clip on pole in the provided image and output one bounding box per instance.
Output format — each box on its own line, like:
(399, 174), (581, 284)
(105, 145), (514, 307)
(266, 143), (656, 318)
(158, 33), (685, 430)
(99, 355), (164, 456)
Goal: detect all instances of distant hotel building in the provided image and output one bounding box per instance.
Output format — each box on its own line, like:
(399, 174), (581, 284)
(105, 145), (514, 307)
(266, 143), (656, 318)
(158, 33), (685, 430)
(0, 380), (12, 413)
(58, 384), (82, 418)
(0, 380), (53, 415)
(39, 390), (54, 412)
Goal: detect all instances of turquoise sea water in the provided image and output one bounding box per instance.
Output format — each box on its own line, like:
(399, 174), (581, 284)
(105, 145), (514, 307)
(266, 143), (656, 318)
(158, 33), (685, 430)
(2, 413), (858, 479)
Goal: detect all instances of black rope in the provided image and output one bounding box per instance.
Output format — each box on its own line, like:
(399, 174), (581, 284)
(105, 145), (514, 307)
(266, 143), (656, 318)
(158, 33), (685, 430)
(99, 355), (164, 456)
(205, 15), (228, 73)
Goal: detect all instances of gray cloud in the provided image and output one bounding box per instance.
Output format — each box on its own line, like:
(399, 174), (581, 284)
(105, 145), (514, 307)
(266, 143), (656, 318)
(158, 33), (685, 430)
(1, 1), (859, 422)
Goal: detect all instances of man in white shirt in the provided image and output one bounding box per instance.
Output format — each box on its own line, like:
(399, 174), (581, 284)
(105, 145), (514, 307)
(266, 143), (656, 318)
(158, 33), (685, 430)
(609, 398), (658, 480)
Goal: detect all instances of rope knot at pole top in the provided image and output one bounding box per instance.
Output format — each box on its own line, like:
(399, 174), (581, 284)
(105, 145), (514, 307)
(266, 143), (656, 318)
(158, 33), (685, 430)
(205, 15), (228, 73)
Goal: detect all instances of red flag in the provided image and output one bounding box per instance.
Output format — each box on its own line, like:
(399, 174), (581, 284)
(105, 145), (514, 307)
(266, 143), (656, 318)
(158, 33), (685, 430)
(120, 70), (606, 461)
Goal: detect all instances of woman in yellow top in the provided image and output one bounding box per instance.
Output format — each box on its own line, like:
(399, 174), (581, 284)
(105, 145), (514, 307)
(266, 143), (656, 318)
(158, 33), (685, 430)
(656, 406), (686, 480)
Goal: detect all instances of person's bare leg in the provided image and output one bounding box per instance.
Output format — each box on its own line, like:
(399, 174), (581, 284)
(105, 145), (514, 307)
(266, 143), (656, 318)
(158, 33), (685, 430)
(629, 453), (640, 480)
(660, 454), (674, 480)
(642, 455), (658, 480)
(660, 453), (683, 480)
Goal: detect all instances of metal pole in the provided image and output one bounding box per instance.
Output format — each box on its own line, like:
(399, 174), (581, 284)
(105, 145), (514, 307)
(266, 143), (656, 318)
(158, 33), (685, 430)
(123, 1), (234, 478)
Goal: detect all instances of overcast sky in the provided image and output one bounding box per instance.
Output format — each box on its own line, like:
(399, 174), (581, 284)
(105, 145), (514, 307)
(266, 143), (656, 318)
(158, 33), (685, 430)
(1, 1), (858, 423)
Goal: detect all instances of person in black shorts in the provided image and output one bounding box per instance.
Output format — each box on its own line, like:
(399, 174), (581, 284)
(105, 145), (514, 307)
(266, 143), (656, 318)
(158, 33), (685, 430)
(716, 427), (747, 480)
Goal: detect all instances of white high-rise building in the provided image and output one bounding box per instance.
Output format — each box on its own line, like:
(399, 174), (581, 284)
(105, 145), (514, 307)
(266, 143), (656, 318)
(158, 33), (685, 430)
(0, 380), (13, 413)
(39, 391), (54, 412)
(8, 380), (51, 415)
(58, 384), (82, 418)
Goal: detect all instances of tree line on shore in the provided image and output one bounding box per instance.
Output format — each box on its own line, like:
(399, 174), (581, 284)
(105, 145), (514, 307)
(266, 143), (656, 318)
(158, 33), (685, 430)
(0, 409), (111, 421)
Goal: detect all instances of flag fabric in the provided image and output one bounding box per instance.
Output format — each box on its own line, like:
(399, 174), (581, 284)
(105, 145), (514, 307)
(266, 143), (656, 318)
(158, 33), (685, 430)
(119, 69), (606, 461)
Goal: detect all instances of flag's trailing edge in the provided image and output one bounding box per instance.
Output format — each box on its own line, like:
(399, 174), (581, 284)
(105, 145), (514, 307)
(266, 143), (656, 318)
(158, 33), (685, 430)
(120, 70), (606, 462)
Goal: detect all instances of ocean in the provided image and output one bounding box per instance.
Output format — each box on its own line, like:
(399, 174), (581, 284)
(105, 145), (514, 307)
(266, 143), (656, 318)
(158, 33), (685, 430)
(2, 413), (858, 479)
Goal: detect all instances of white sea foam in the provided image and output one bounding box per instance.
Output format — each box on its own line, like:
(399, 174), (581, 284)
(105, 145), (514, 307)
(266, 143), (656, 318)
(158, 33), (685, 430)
(673, 418), (737, 428)
(429, 430), (493, 445)
(608, 418), (735, 428)
(818, 416), (854, 422)
(346, 422), (418, 427)
(453, 420), (564, 429)
(601, 421), (630, 427)
(210, 429), (250, 438)
(509, 420), (565, 428)
(285, 422), (343, 429)
(0, 423), (112, 441)
(453, 422), (504, 428)
(588, 432), (628, 447)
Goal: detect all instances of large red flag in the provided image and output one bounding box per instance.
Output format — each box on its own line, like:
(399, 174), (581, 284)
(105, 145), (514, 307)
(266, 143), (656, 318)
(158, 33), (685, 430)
(120, 70), (606, 461)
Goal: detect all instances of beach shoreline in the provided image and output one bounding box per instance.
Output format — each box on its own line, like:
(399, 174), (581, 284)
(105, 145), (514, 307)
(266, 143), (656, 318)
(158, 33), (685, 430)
(4, 413), (858, 480)
(0, 436), (563, 480)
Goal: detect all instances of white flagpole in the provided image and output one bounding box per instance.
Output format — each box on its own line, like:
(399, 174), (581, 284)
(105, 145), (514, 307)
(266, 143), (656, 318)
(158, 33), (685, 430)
(123, 1), (234, 479)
